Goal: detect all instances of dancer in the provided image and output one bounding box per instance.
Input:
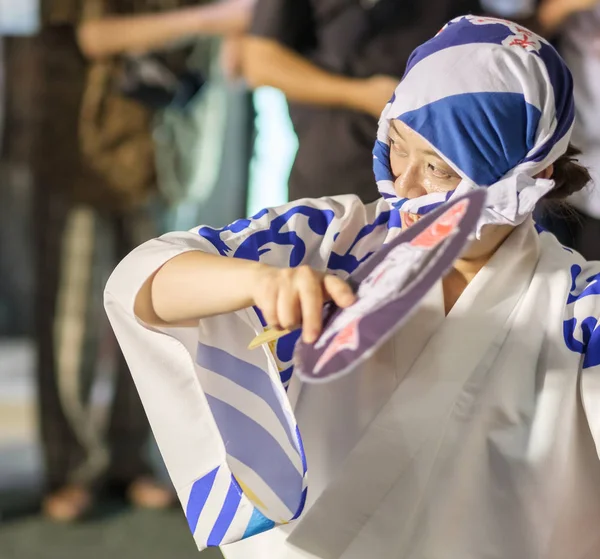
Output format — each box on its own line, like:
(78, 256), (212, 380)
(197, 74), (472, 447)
(106, 16), (599, 559)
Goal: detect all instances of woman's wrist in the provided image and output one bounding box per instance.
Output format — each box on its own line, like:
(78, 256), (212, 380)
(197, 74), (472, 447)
(241, 260), (270, 307)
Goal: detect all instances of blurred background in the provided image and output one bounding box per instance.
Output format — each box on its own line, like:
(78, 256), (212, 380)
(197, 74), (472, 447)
(0, 0), (598, 557)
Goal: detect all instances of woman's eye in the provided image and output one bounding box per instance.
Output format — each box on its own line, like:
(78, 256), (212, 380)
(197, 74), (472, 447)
(389, 138), (407, 156)
(428, 163), (452, 179)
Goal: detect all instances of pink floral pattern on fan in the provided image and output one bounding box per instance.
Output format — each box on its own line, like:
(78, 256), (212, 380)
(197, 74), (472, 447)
(314, 319), (360, 374)
(410, 199), (469, 249)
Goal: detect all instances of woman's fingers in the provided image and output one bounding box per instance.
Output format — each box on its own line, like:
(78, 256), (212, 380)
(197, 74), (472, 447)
(296, 268), (325, 344)
(253, 267), (357, 345)
(324, 275), (357, 309)
(277, 270), (302, 330)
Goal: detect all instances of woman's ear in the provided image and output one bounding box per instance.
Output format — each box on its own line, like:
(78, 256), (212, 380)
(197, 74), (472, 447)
(535, 164), (554, 180)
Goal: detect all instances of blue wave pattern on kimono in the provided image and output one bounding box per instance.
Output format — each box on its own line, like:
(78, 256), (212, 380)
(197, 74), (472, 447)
(327, 209), (394, 274)
(198, 205), (335, 265)
(198, 203), (396, 275)
(564, 264), (600, 369)
(274, 330), (301, 387)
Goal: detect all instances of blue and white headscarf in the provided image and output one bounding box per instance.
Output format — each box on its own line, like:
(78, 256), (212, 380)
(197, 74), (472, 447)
(374, 15), (575, 235)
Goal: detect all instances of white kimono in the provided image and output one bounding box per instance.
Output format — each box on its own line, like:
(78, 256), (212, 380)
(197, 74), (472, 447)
(104, 195), (600, 559)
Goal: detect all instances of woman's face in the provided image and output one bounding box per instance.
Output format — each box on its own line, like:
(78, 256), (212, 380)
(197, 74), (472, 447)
(388, 120), (462, 229)
(388, 120), (518, 262)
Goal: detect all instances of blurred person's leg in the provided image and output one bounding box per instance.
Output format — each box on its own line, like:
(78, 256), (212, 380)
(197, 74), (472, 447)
(37, 203), (174, 520)
(34, 192), (82, 492)
(35, 199), (107, 521)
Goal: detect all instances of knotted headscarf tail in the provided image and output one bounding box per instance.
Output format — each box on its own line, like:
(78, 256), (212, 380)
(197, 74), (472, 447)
(373, 15), (575, 237)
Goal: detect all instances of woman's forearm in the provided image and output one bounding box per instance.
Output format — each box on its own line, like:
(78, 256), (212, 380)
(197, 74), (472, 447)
(243, 36), (362, 109)
(78, 0), (254, 59)
(134, 251), (264, 326)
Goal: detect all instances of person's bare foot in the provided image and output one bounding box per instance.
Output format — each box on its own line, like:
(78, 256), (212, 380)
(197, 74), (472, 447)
(42, 485), (94, 522)
(127, 477), (175, 510)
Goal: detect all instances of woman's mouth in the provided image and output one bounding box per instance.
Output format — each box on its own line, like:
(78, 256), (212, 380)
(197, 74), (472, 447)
(401, 212), (421, 227)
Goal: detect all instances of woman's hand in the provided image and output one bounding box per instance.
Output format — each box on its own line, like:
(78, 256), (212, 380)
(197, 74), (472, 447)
(250, 266), (357, 344)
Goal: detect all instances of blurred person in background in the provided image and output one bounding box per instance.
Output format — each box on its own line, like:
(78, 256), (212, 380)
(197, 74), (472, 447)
(242, 0), (538, 204)
(534, 0), (600, 259)
(36, 0), (254, 523)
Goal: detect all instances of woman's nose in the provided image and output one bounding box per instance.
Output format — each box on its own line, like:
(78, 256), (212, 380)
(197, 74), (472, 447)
(394, 165), (426, 199)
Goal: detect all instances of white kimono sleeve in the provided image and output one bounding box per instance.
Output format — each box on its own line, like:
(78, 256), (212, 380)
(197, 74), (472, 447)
(104, 195), (390, 552)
